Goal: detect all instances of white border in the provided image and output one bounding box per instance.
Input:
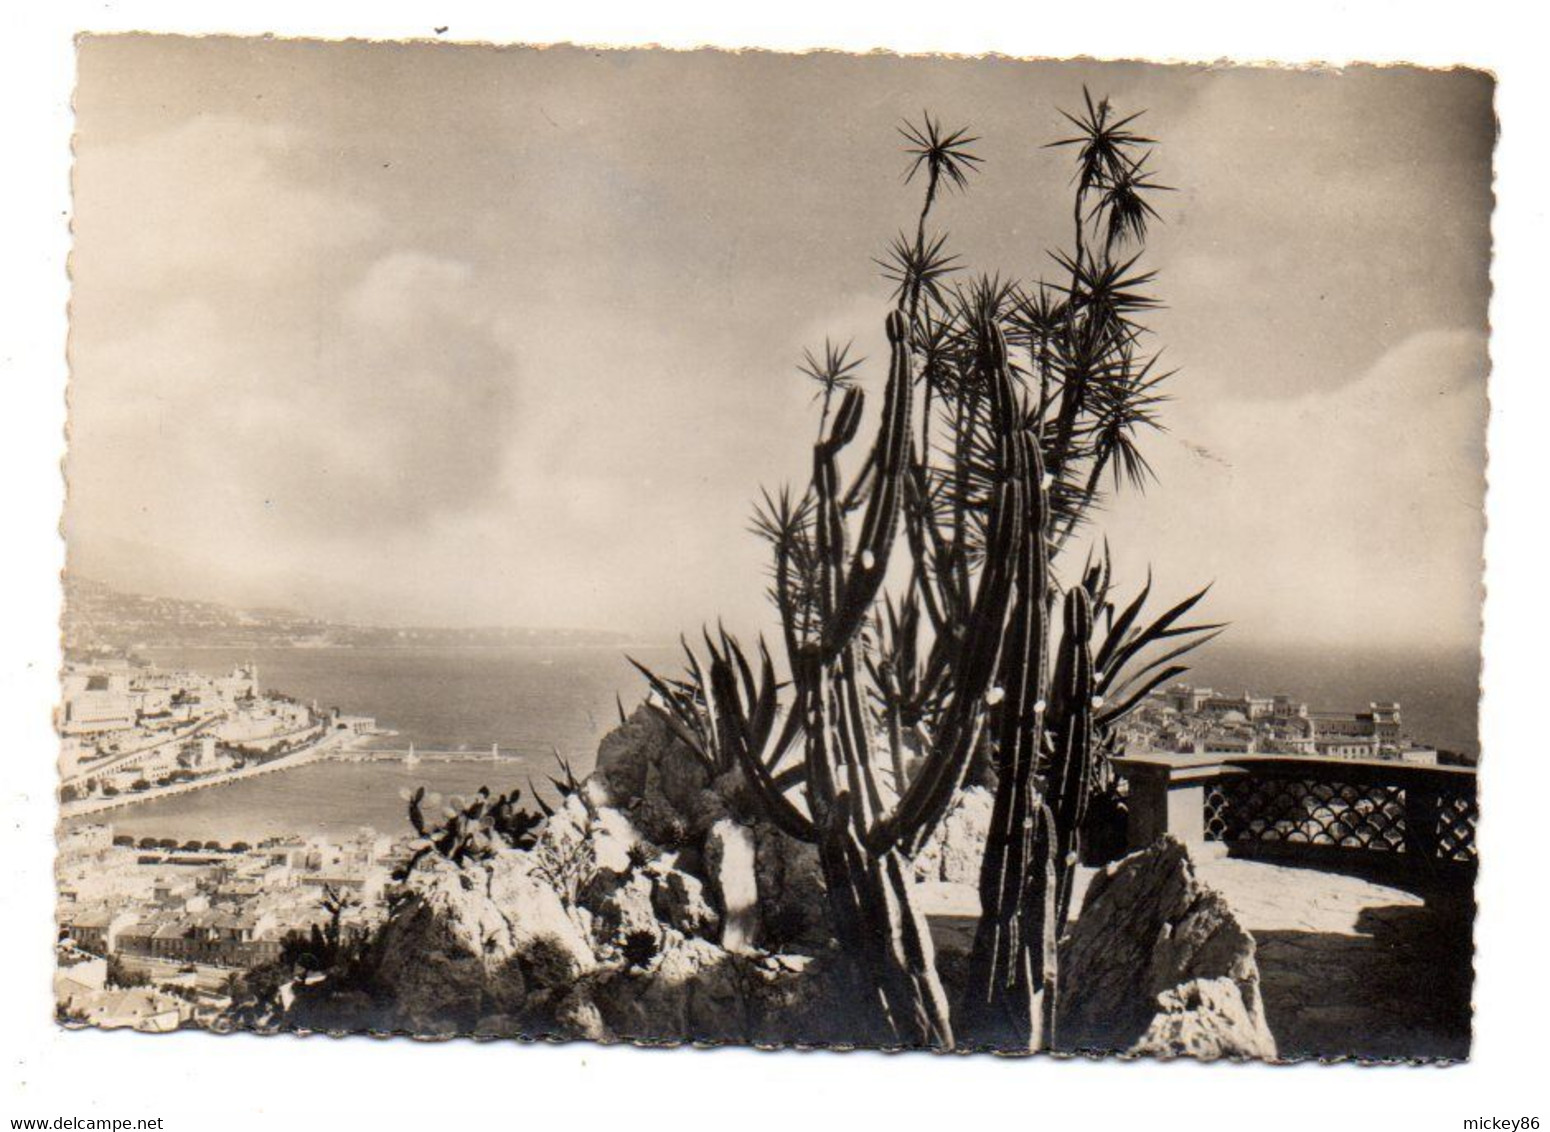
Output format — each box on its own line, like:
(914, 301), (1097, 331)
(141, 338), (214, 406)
(4, 3), (1544, 1126)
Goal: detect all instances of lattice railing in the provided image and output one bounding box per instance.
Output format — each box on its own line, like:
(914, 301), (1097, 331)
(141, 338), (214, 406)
(1202, 759), (1477, 867)
(1435, 788), (1478, 862)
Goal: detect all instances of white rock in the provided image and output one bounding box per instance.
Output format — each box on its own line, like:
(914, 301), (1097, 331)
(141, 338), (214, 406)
(705, 819), (762, 952)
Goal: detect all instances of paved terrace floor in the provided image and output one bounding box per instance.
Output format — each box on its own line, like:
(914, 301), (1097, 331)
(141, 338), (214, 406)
(1183, 853), (1473, 1060)
(920, 849), (1473, 1061)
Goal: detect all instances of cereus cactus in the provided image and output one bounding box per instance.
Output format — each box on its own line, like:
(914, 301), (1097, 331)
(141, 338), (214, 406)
(963, 583), (1096, 1050)
(722, 309), (1029, 1049)
(960, 417), (1055, 1049)
(1046, 587), (1097, 933)
(635, 302), (1022, 1048)
(630, 97), (1219, 1052)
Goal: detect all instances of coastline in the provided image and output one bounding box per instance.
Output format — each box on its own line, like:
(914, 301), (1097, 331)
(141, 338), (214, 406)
(59, 726), (370, 823)
(118, 641), (665, 653)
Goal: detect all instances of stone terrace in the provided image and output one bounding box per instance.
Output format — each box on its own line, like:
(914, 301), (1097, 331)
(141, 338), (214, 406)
(1113, 750), (1475, 1059)
(920, 850), (1472, 1060)
(1192, 853), (1472, 1060)
(921, 750), (1477, 1060)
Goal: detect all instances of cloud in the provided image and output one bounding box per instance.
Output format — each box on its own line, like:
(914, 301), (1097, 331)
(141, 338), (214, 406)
(68, 250), (522, 577)
(281, 251), (522, 529)
(70, 109), (522, 556)
(1141, 67), (1492, 401)
(1097, 327), (1488, 648)
(71, 115), (382, 301)
(64, 45), (1492, 641)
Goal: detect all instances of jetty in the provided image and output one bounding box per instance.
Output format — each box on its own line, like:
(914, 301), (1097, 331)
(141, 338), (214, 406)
(60, 729), (363, 820)
(334, 743), (546, 765)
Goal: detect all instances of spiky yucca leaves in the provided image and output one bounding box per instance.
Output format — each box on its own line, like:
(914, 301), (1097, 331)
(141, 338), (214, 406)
(1043, 251), (1161, 488)
(1049, 348), (1173, 551)
(882, 95), (1173, 565)
(798, 338), (865, 435)
(1099, 153), (1170, 255)
(865, 94), (1177, 570)
(1047, 87), (1163, 265)
(1079, 547), (1222, 738)
(751, 486), (822, 657)
(900, 113), (983, 198)
(876, 231), (961, 313)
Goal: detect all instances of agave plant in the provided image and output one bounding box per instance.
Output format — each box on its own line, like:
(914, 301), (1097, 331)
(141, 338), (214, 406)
(628, 629), (796, 783)
(529, 749), (585, 818)
(1082, 550), (1223, 738)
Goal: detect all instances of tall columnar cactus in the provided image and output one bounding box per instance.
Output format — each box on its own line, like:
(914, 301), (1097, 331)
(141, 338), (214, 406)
(1047, 587), (1097, 933)
(962, 581), (1097, 1050)
(726, 309), (1029, 1048)
(634, 98), (1220, 1052)
(960, 401), (1052, 1048)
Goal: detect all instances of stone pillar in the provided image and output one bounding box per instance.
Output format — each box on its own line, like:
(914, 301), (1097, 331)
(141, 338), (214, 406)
(1165, 782), (1208, 848)
(1114, 756), (1215, 853)
(1403, 783), (1441, 861)
(1122, 765), (1168, 852)
(704, 818), (762, 952)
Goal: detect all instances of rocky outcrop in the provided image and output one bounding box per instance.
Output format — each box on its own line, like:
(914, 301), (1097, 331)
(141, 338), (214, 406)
(650, 864), (720, 940)
(586, 869), (662, 950)
(369, 851), (594, 1034)
(593, 709), (833, 955)
(912, 787), (993, 884)
(586, 935), (750, 1043)
(1057, 836), (1276, 1060)
(333, 707), (842, 1042)
(574, 936), (850, 1046)
(298, 705), (1281, 1057)
(591, 706), (728, 847)
(752, 821), (828, 950)
(1131, 976), (1277, 1060)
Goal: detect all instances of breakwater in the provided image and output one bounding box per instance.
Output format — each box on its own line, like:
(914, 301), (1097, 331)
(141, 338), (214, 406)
(60, 729), (354, 821)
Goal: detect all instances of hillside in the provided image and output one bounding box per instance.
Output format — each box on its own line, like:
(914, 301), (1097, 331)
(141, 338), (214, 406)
(61, 577), (632, 652)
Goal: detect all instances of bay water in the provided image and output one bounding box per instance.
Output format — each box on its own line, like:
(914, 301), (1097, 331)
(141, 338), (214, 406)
(75, 640), (1478, 844)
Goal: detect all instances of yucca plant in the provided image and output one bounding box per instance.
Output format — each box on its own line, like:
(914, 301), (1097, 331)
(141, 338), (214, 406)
(636, 93), (1215, 1051)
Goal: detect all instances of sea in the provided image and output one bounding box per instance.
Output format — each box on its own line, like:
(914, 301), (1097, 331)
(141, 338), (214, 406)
(74, 644), (676, 845)
(70, 640), (1480, 844)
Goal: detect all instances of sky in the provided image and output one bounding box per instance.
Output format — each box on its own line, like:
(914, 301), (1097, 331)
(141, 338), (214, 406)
(65, 38), (1493, 649)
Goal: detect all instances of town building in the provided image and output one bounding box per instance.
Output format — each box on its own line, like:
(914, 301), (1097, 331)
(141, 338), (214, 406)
(1135, 685), (1433, 764)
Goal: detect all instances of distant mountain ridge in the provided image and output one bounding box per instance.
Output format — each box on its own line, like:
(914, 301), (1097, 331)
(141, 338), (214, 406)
(62, 577), (633, 652)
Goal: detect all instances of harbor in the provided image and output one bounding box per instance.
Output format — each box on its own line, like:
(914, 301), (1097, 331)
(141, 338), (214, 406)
(60, 726), (364, 821)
